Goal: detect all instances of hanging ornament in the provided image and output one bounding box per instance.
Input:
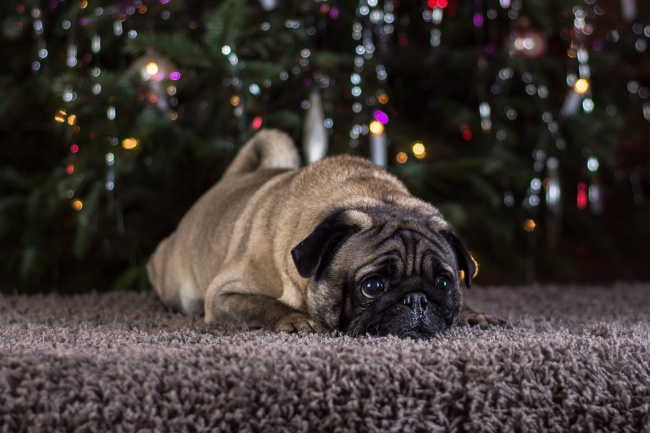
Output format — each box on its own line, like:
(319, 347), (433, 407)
(259, 0), (278, 11)
(507, 18), (546, 58)
(545, 157), (562, 250)
(369, 121), (388, 167)
(586, 156), (604, 214)
(130, 49), (179, 110)
(545, 157), (561, 212)
(302, 89), (328, 164)
(588, 181), (604, 214)
(620, 0), (637, 22)
(561, 77), (590, 117)
(423, 0), (449, 47)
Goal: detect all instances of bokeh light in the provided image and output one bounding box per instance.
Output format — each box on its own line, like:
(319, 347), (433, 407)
(396, 152), (408, 163)
(412, 142), (426, 158)
(523, 219), (536, 232)
(122, 137), (139, 150)
(369, 120), (384, 134)
(574, 78), (590, 94)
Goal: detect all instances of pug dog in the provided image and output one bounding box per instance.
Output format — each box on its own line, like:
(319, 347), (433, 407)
(147, 129), (503, 338)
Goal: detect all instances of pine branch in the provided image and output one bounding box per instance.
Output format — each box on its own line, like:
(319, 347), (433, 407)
(204, 0), (247, 57)
(125, 32), (212, 67)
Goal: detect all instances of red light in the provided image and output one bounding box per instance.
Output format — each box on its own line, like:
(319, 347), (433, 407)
(66, 164), (74, 175)
(70, 144), (79, 153)
(577, 182), (588, 209)
(252, 116), (263, 130)
(460, 124), (472, 141)
(428, 0), (447, 8)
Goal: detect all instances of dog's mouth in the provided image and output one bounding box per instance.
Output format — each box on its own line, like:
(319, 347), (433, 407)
(345, 310), (455, 340)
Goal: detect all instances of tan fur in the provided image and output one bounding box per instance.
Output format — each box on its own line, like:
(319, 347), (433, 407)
(147, 129), (501, 332)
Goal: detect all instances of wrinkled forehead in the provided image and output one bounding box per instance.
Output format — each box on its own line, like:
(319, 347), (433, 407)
(335, 222), (457, 280)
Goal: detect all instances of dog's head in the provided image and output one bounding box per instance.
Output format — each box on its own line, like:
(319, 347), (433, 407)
(291, 208), (475, 339)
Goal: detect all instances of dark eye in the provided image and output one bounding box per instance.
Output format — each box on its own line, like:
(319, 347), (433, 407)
(435, 275), (452, 291)
(361, 278), (384, 298)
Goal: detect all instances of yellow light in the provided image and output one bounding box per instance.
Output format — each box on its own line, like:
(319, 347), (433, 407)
(369, 121), (384, 134)
(145, 61), (159, 76)
(170, 112), (178, 121)
(122, 137), (139, 150)
(67, 114), (77, 126)
(79, 0), (88, 8)
(54, 109), (66, 123)
(574, 78), (589, 94)
(72, 199), (83, 211)
(412, 141), (426, 159)
(230, 95), (240, 106)
(378, 93), (389, 104)
(523, 219), (536, 232)
(396, 152), (408, 164)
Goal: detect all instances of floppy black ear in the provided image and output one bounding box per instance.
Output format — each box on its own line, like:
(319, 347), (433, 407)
(443, 230), (477, 288)
(291, 211), (364, 279)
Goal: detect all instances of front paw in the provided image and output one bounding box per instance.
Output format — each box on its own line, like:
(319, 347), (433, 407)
(460, 308), (507, 328)
(272, 313), (323, 334)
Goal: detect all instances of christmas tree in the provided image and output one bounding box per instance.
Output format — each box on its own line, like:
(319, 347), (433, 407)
(1, 0), (648, 293)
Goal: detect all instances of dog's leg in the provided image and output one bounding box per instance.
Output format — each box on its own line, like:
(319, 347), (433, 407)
(205, 279), (322, 333)
(459, 303), (507, 328)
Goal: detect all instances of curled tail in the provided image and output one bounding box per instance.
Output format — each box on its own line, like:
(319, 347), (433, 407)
(223, 129), (301, 177)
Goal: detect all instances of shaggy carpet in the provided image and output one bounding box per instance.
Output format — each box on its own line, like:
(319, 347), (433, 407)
(1, 283), (649, 433)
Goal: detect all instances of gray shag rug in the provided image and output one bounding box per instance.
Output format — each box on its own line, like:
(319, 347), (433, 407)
(1, 283), (649, 432)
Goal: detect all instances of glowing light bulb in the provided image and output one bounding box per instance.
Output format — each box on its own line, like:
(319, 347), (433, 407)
(72, 199), (83, 211)
(523, 219), (536, 232)
(587, 156), (599, 172)
(574, 78), (589, 94)
(252, 116), (263, 130)
(396, 152), (408, 164)
(122, 137), (139, 150)
(577, 182), (588, 209)
(369, 121), (384, 134)
(412, 142), (426, 158)
(54, 109), (66, 123)
(145, 62), (159, 76)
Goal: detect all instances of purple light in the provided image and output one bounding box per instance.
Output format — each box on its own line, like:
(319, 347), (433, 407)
(79, 17), (89, 26)
(473, 13), (484, 27)
(592, 39), (604, 52)
(160, 0), (170, 4)
(50, 0), (59, 9)
(330, 6), (339, 20)
(373, 110), (389, 124)
(169, 71), (181, 80)
(484, 42), (496, 54)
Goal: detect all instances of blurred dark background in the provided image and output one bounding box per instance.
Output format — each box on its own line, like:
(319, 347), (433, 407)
(1, 0), (649, 293)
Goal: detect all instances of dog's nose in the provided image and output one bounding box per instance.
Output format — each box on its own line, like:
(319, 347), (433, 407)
(402, 292), (429, 313)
